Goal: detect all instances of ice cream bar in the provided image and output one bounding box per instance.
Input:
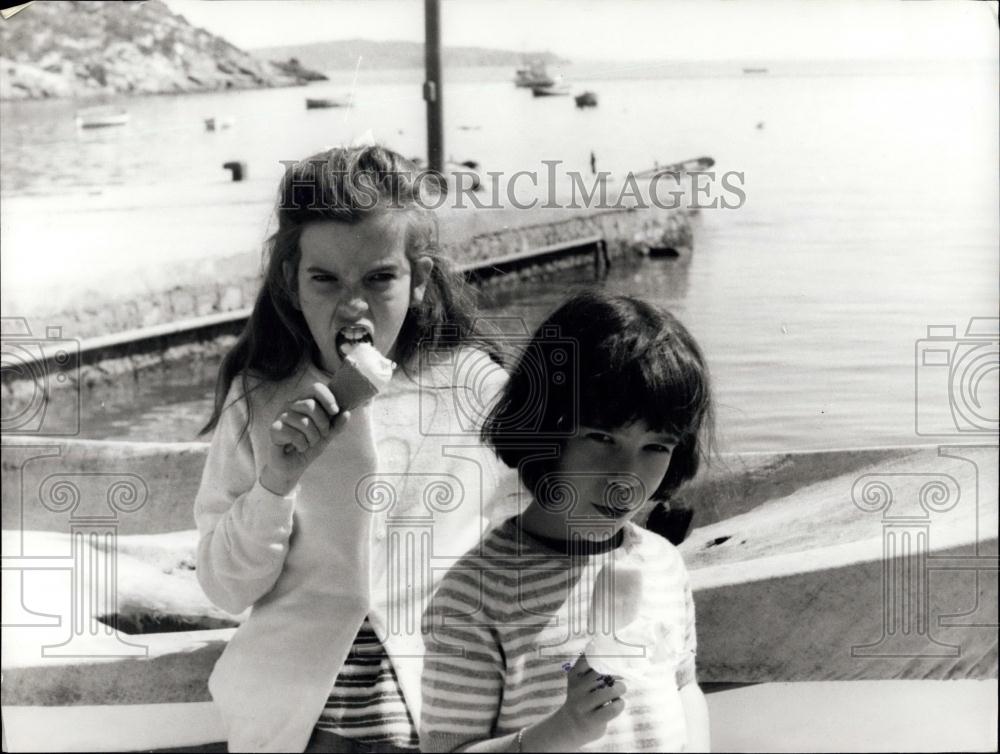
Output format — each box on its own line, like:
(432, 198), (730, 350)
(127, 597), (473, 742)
(329, 342), (396, 410)
(590, 565), (643, 633)
(282, 344), (395, 455)
(585, 565), (658, 680)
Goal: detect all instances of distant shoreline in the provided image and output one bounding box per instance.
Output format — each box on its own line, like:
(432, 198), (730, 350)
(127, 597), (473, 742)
(2, 57), (994, 104)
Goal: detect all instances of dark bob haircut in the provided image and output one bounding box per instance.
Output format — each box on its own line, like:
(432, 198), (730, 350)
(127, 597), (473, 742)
(481, 290), (714, 502)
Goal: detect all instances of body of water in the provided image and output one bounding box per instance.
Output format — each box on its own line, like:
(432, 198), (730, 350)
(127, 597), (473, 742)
(2, 61), (997, 452)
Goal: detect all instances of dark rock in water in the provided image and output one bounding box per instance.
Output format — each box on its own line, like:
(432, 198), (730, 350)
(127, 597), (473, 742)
(0, 0), (321, 100)
(222, 161), (246, 182)
(649, 246), (681, 258)
(270, 56), (328, 82)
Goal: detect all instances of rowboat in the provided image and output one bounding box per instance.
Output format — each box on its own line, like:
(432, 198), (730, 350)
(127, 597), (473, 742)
(631, 155), (716, 180)
(75, 109), (129, 129)
(204, 116), (234, 132)
(531, 83), (570, 97)
(514, 60), (555, 88)
(407, 158), (484, 193)
(305, 97), (350, 109)
(2, 436), (996, 751)
(574, 91), (598, 108)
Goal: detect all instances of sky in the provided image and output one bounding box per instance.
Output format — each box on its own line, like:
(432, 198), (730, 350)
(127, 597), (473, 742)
(165, 0), (999, 62)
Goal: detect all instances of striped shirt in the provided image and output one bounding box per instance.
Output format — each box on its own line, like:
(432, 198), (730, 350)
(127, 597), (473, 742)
(314, 617), (419, 748)
(421, 517), (697, 753)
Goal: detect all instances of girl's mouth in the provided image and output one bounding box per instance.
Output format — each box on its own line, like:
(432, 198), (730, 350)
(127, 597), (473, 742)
(590, 503), (625, 520)
(335, 326), (374, 360)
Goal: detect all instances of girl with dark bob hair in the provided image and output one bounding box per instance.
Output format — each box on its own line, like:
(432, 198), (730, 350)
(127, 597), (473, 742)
(482, 289), (713, 502)
(422, 290), (714, 753)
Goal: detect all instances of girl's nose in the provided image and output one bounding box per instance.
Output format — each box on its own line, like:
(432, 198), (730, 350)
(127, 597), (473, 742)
(336, 291), (369, 319)
(605, 475), (646, 506)
(608, 472), (643, 496)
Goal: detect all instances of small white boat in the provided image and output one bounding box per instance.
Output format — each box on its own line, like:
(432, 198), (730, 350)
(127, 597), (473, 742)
(531, 83), (570, 97)
(75, 109), (130, 129)
(514, 60), (555, 88)
(631, 155), (715, 180)
(204, 116), (234, 132)
(306, 97), (350, 109)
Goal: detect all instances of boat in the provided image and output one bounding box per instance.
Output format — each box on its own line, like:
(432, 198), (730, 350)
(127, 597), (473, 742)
(204, 117), (234, 132)
(2, 435), (994, 751)
(75, 109), (129, 129)
(743, 67), (769, 74)
(647, 246), (681, 259)
(631, 155), (715, 180)
(531, 83), (570, 97)
(514, 60), (555, 88)
(305, 97), (350, 109)
(574, 91), (598, 108)
(405, 157), (483, 192)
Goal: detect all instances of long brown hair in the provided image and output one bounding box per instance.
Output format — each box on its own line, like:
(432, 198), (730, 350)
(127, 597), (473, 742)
(201, 145), (499, 436)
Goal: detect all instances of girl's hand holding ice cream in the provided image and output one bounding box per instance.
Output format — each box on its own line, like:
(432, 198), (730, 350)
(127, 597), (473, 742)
(260, 343), (396, 497)
(260, 381), (351, 496)
(521, 655), (627, 751)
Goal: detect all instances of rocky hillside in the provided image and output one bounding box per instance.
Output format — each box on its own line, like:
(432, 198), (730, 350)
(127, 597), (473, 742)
(0, 0), (324, 100)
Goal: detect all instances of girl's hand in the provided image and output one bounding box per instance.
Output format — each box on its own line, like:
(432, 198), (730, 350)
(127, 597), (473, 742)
(524, 655), (627, 751)
(259, 382), (350, 496)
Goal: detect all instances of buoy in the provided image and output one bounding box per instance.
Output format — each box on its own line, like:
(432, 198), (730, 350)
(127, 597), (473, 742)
(206, 117), (234, 132)
(222, 161), (246, 182)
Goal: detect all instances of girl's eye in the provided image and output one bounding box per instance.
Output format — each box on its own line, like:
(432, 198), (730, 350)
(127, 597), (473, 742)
(585, 431), (614, 444)
(311, 274), (338, 284)
(646, 444), (675, 454)
(367, 272), (397, 286)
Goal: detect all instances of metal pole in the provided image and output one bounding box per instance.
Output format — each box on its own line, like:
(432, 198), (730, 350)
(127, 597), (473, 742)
(424, 0), (444, 175)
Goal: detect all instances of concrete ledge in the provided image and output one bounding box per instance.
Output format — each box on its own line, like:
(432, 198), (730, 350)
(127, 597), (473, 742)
(2, 438), (209, 535)
(706, 680), (998, 753)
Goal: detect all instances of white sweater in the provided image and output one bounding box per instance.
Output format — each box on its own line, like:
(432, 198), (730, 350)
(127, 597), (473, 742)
(194, 348), (513, 752)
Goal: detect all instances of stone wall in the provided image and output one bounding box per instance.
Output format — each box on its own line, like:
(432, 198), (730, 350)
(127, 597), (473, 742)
(21, 206), (694, 342)
(0, 206), (693, 419)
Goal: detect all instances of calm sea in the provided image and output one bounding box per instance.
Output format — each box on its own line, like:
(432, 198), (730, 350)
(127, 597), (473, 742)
(1, 60), (997, 451)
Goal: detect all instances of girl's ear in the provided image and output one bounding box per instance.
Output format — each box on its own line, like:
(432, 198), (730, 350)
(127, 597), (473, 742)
(410, 256), (434, 306)
(282, 260), (301, 310)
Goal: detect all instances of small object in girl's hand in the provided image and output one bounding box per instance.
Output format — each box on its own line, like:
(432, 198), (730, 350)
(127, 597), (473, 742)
(283, 343), (396, 455)
(329, 342), (396, 410)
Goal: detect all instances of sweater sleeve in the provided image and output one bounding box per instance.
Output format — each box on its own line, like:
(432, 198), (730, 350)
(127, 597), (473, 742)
(421, 566), (505, 753)
(193, 385), (296, 615)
